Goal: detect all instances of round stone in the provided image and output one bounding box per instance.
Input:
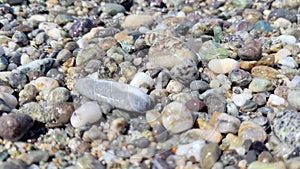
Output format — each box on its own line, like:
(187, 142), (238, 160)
(0, 113), (33, 141)
(161, 101), (194, 134)
(249, 77), (273, 92)
(238, 41), (262, 61)
(238, 121), (267, 142)
(208, 58), (239, 74)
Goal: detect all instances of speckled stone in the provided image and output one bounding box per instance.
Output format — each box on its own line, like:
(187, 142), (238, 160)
(228, 68), (252, 87)
(76, 45), (105, 67)
(271, 110), (300, 148)
(0, 113), (33, 141)
(101, 3), (125, 16)
(251, 66), (279, 81)
(48, 87), (70, 103)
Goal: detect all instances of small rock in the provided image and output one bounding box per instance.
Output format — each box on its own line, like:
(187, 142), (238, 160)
(9, 69), (28, 89)
(130, 72), (154, 91)
(190, 80), (210, 92)
(278, 57), (298, 68)
(166, 80), (185, 93)
(76, 45), (105, 67)
(251, 66), (279, 81)
(228, 68), (252, 87)
(238, 41), (262, 61)
(69, 18), (93, 38)
(176, 140), (206, 162)
(122, 14), (154, 29)
(75, 154), (104, 169)
(132, 137), (150, 148)
(253, 20), (273, 32)
(249, 77), (273, 92)
(101, 3), (125, 16)
(70, 101), (102, 128)
(0, 113), (33, 141)
(200, 143), (221, 169)
(268, 8), (297, 22)
(12, 31), (28, 46)
(238, 121), (267, 142)
(161, 101), (194, 134)
(18, 150), (49, 164)
(271, 109), (300, 148)
(215, 113), (241, 134)
(0, 55), (8, 71)
(170, 58), (199, 86)
(248, 161), (286, 169)
(0, 159), (28, 169)
(204, 93), (226, 115)
(47, 87), (70, 103)
(267, 94), (286, 107)
(287, 90), (300, 110)
(273, 35), (297, 45)
(199, 40), (228, 61)
(31, 77), (59, 92)
(208, 58), (239, 74)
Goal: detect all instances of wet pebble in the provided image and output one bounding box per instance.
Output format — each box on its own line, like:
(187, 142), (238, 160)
(0, 113), (33, 141)
(228, 68), (252, 87)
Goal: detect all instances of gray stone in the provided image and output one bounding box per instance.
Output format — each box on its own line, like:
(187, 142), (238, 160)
(287, 89), (300, 110)
(215, 113), (241, 134)
(204, 93), (226, 115)
(249, 77), (273, 92)
(200, 143), (221, 169)
(101, 3), (125, 16)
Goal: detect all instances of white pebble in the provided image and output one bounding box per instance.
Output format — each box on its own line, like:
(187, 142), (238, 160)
(267, 94), (286, 107)
(176, 140), (206, 162)
(70, 101), (102, 128)
(278, 57), (298, 68)
(161, 101), (194, 134)
(232, 87), (252, 107)
(208, 58), (239, 74)
(130, 72), (154, 91)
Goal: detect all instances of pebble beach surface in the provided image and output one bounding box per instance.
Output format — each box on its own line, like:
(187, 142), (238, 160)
(0, 0), (300, 168)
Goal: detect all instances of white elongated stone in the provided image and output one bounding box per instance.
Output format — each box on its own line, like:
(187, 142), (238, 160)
(161, 101), (194, 133)
(70, 101), (102, 128)
(208, 58), (239, 74)
(75, 78), (155, 113)
(176, 140), (206, 162)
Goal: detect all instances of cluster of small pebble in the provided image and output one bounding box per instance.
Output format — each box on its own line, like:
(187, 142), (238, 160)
(0, 0), (300, 168)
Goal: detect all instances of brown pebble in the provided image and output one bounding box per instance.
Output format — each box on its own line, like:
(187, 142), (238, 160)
(0, 113), (34, 141)
(251, 66), (279, 81)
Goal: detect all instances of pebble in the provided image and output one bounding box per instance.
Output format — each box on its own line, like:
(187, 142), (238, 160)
(200, 143), (221, 169)
(0, 113), (33, 141)
(238, 41), (262, 61)
(267, 94), (286, 107)
(228, 68), (252, 87)
(76, 45), (105, 67)
(122, 14), (154, 29)
(31, 77), (59, 92)
(231, 87), (253, 107)
(0, 159), (28, 169)
(268, 8), (297, 22)
(148, 37), (198, 69)
(161, 101), (194, 134)
(199, 40), (228, 62)
(190, 80), (210, 92)
(214, 113), (241, 134)
(18, 150), (49, 164)
(47, 87), (70, 103)
(175, 140), (206, 162)
(75, 78), (155, 113)
(271, 109), (300, 148)
(69, 18), (93, 38)
(130, 72), (154, 91)
(248, 161), (286, 169)
(248, 77), (273, 92)
(166, 80), (185, 93)
(208, 58), (239, 74)
(101, 3), (125, 16)
(204, 93), (226, 115)
(253, 20), (273, 32)
(287, 89), (300, 110)
(170, 58), (199, 86)
(251, 66), (279, 81)
(273, 35), (297, 45)
(70, 101), (102, 128)
(9, 69), (28, 89)
(238, 121), (267, 142)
